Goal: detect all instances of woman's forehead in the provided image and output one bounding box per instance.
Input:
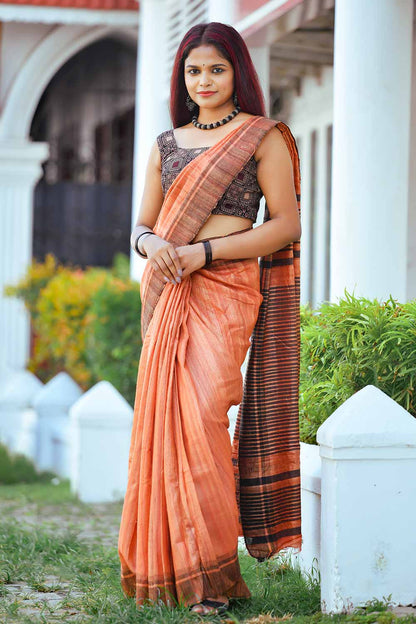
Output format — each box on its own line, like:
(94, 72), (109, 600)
(185, 45), (230, 67)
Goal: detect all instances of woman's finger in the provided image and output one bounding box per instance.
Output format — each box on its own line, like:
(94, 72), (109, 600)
(167, 247), (183, 278)
(160, 254), (180, 283)
(152, 257), (174, 283)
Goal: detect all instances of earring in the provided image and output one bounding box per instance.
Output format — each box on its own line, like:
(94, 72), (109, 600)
(233, 92), (238, 106)
(186, 95), (196, 111)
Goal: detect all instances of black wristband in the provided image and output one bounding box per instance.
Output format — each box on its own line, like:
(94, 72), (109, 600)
(202, 240), (212, 266)
(134, 231), (156, 258)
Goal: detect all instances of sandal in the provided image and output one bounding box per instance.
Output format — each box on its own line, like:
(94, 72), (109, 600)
(190, 598), (229, 615)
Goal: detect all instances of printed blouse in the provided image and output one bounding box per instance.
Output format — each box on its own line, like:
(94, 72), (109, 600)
(156, 129), (263, 222)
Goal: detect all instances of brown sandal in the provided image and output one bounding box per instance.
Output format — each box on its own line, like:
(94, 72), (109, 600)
(190, 598), (229, 615)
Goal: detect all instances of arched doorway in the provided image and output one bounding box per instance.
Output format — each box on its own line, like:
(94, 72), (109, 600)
(30, 36), (136, 268)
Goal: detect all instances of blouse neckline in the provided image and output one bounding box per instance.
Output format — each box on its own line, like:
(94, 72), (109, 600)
(169, 129), (210, 151)
(170, 117), (258, 151)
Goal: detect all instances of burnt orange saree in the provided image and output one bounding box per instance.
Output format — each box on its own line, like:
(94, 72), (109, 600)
(118, 116), (302, 607)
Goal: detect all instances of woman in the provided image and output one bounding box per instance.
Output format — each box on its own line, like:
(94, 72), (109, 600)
(118, 22), (302, 616)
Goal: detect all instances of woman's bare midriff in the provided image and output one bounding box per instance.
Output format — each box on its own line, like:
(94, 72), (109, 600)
(191, 214), (254, 244)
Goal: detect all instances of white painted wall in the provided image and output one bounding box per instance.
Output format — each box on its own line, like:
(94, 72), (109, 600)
(288, 67), (333, 307)
(208, 0), (235, 23)
(0, 22), (54, 110)
(0, 4), (138, 25)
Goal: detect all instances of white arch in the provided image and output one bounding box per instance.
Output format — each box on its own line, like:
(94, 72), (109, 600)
(0, 24), (137, 141)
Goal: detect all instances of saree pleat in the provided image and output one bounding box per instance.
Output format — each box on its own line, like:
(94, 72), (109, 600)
(119, 257), (262, 605)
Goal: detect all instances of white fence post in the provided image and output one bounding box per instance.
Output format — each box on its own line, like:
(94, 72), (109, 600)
(317, 385), (416, 613)
(0, 364), (14, 395)
(297, 442), (321, 575)
(0, 370), (43, 453)
(33, 372), (82, 477)
(69, 381), (133, 503)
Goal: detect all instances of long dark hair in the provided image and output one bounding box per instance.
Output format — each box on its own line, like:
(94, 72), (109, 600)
(170, 22), (266, 128)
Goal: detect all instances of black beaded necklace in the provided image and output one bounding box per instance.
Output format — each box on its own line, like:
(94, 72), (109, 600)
(192, 105), (241, 130)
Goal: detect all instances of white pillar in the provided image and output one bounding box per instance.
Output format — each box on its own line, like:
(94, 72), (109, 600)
(330, 0), (413, 302)
(130, 0), (170, 283)
(317, 385), (416, 613)
(407, 19), (416, 300)
(0, 140), (49, 370)
(208, 0), (235, 23)
(313, 124), (330, 307)
(299, 131), (313, 305)
(249, 47), (270, 116)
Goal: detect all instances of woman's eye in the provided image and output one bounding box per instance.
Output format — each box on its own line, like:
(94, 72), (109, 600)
(187, 68), (225, 75)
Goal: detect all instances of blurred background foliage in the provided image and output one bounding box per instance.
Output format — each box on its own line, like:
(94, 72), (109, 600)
(0, 442), (55, 485)
(5, 257), (416, 442)
(4, 253), (142, 407)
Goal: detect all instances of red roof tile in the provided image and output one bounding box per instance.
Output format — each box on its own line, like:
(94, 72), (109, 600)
(0, 0), (137, 9)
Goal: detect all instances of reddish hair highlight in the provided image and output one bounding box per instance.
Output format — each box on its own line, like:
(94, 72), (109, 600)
(170, 22), (266, 128)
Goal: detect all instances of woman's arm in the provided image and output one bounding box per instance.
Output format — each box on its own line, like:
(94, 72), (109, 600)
(130, 140), (163, 246)
(131, 140), (183, 284)
(209, 127), (301, 261)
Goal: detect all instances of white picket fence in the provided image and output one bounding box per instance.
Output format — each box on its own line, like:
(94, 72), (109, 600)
(0, 368), (415, 614)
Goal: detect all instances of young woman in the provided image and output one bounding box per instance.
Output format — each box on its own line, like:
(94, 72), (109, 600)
(118, 22), (302, 617)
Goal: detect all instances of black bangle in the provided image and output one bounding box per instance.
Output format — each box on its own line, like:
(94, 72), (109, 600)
(134, 231), (156, 258)
(202, 240), (212, 266)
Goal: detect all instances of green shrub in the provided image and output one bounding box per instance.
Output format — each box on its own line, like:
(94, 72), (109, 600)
(4, 253), (142, 405)
(86, 276), (142, 406)
(0, 443), (55, 485)
(299, 291), (416, 444)
(9, 256), (416, 438)
(3, 253), (60, 320)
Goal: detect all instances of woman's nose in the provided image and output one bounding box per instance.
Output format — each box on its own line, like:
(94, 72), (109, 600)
(199, 72), (211, 86)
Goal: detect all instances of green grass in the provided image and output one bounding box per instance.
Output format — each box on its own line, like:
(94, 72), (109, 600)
(0, 479), (78, 505)
(0, 483), (414, 624)
(0, 516), (319, 623)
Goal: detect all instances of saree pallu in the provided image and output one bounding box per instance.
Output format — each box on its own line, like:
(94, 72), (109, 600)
(118, 116), (302, 606)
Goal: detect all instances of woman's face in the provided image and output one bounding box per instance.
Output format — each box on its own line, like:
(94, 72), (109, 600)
(184, 44), (235, 111)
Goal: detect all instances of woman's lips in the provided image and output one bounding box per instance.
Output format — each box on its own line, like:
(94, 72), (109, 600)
(197, 92), (217, 96)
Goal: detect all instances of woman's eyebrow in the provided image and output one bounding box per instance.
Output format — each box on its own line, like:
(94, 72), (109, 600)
(185, 62), (228, 68)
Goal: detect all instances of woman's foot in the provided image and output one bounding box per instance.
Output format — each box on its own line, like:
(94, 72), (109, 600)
(190, 596), (229, 615)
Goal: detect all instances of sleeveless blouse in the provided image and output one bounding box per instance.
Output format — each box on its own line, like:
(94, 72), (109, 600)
(156, 129), (263, 221)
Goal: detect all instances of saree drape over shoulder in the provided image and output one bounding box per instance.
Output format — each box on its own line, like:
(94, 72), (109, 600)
(118, 116), (302, 607)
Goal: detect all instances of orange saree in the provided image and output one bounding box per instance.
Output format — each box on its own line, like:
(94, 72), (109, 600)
(118, 116), (302, 607)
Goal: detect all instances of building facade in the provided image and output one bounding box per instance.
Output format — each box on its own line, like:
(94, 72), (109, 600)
(1, 0), (415, 373)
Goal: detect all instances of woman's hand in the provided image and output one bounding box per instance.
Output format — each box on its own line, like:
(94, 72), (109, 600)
(175, 243), (206, 279)
(144, 236), (206, 283)
(143, 235), (183, 284)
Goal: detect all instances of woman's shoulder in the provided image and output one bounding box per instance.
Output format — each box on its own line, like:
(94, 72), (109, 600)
(241, 114), (294, 140)
(155, 128), (176, 159)
(253, 118), (295, 161)
(155, 128), (175, 143)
